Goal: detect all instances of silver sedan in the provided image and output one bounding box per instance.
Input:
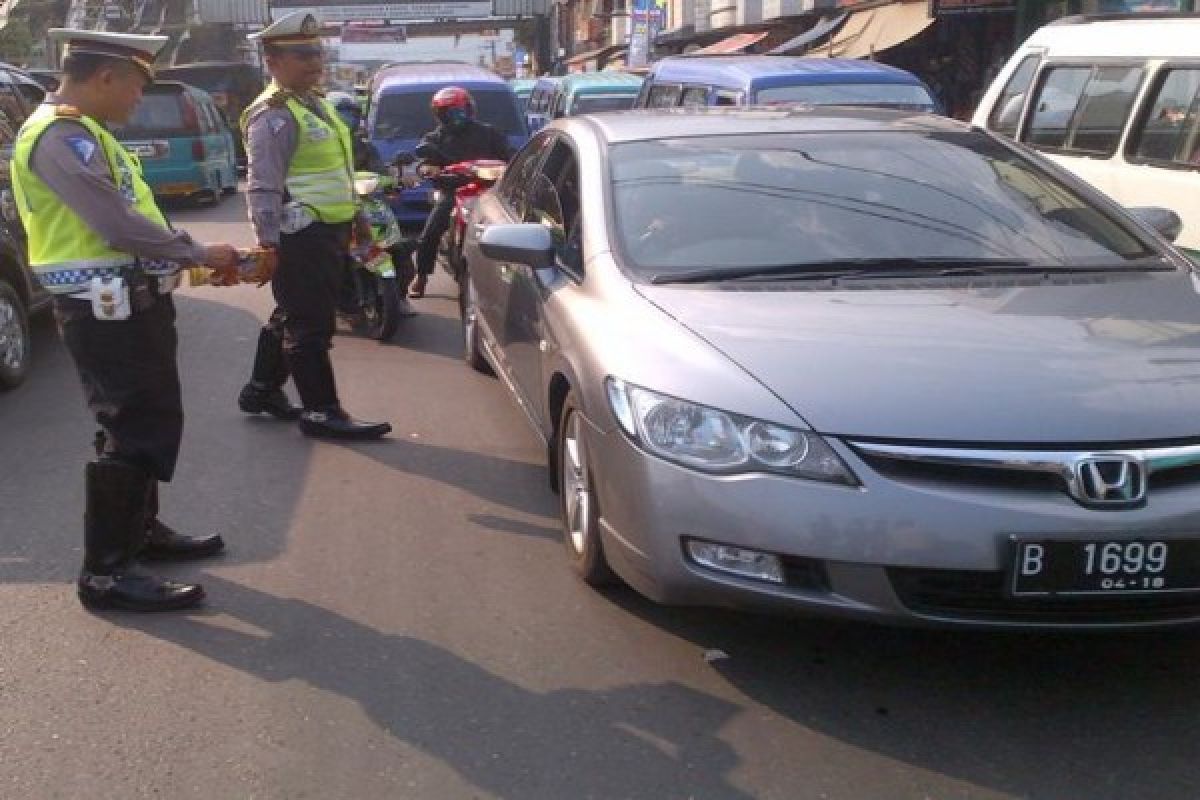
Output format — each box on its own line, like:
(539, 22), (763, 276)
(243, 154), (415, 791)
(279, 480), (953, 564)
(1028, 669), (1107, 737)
(460, 106), (1200, 629)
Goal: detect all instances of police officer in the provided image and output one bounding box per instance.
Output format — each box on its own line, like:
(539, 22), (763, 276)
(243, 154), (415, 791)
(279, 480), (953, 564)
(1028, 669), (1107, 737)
(11, 29), (241, 611)
(410, 87), (511, 298)
(236, 12), (391, 439)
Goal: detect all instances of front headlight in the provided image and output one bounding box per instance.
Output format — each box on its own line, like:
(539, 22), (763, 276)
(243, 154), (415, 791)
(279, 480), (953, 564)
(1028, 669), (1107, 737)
(605, 378), (857, 485)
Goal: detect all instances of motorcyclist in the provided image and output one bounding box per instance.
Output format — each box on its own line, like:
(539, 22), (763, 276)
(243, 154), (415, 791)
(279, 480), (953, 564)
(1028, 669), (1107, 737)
(329, 90), (380, 171)
(410, 86), (512, 298)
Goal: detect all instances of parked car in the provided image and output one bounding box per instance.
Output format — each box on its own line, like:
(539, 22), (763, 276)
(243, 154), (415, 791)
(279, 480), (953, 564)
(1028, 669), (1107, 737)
(972, 15), (1200, 258)
(543, 72), (643, 121)
(634, 55), (939, 112)
(366, 62), (528, 227)
(0, 64), (50, 389)
(156, 62), (266, 170)
(524, 76), (562, 134)
(460, 106), (1200, 629)
(112, 81), (239, 205)
(510, 78), (536, 113)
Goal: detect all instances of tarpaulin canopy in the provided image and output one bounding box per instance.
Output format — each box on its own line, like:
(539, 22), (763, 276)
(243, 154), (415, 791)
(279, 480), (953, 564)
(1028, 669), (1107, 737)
(768, 13), (848, 55)
(807, 1), (933, 60)
(692, 31), (770, 55)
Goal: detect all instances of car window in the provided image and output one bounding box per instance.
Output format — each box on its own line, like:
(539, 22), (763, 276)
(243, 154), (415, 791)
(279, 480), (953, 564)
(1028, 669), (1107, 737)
(714, 90), (741, 106)
(498, 132), (553, 219)
(988, 54), (1041, 138)
(0, 81), (26, 145)
(373, 88), (524, 140)
(755, 83), (937, 111)
(646, 83), (682, 108)
(1131, 68), (1200, 168)
(571, 93), (637, 114)
(114, 91), (186, 136)
(1025, 65), (1143, 156)
(681, 87), (709, 107)
(608, 132), (1158, 278)
(527, 139), (582, 272)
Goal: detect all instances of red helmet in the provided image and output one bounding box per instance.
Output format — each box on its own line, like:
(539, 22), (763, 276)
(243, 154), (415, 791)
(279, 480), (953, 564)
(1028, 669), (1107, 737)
(431, 86), (475, 125)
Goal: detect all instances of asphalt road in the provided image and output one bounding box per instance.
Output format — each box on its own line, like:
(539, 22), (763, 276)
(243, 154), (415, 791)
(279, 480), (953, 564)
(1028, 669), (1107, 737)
(2, 192), (1199, 800)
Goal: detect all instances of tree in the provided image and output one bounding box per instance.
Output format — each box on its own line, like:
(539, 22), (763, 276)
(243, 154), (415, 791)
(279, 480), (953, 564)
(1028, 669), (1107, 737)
(0, 17), (33, 64)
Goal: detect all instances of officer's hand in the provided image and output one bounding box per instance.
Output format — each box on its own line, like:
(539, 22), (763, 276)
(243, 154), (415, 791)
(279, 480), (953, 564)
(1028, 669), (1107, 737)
(203, 243), (239, 269)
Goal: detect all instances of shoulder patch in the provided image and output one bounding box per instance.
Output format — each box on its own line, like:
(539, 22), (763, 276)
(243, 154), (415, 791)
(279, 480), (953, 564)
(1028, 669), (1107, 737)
(64, 134), (97, 166)
(269, 117), (287, 135)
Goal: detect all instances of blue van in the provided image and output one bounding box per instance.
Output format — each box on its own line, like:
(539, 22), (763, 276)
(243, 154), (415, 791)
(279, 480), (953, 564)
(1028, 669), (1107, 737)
(113, 81), (239, 204)
(634, 55), (938, 112)
(524, 75), (562, 134)
(544, 72), (644, 120)
(366, 63), (528, 227)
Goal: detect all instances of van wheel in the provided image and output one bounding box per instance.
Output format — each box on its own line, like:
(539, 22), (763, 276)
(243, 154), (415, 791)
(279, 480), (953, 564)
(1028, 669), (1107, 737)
(0, 279), (31, 390)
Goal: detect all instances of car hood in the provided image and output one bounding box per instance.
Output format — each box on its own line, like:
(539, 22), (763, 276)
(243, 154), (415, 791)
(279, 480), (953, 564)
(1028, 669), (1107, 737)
(636, 271), (1200, 443)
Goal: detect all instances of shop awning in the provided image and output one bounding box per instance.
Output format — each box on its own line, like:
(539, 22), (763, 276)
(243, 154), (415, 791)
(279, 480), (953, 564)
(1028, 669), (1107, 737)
(768, 13), (848, 55)
(807, 1), (933, 60)
(692, 31), (769, 55)
(565, 43), (625, 67)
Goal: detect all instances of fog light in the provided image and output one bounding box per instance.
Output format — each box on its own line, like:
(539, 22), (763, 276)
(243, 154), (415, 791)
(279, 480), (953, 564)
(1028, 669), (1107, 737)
(686, 539), (784, 584)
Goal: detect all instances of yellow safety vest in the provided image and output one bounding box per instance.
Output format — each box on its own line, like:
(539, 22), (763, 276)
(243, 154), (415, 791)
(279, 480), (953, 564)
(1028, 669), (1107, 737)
(241, 84), (356, 224)
(11, 104), (170, 294)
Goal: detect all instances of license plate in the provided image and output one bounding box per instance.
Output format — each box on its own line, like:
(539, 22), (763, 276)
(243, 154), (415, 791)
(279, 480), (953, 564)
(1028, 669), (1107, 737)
(1011, 538), (1200, 596)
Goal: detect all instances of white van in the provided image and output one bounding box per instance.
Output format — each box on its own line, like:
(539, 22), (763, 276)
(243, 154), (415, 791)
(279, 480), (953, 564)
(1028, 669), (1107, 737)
(973, 15), (1200, 256)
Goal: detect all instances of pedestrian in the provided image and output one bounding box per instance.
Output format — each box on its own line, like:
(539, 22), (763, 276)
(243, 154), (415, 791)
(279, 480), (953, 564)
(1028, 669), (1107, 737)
(236, 11), (392, 440)
(10, 29), (242, 611)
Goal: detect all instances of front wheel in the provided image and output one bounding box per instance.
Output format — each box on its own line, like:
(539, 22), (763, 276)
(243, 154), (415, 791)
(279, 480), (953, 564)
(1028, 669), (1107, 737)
(362, 274), (401, 341)
(557, 392), (617, 586)
(0, 279), (31, 390)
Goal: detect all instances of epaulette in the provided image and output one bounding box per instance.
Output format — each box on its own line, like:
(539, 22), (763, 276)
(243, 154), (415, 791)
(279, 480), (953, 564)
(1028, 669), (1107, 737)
(53, 104), (83, 119)
(266, 89), (294, 109)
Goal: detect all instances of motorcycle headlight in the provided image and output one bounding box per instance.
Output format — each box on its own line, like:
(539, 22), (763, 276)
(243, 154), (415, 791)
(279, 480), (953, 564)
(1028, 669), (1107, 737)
(605, 378), (857, 485)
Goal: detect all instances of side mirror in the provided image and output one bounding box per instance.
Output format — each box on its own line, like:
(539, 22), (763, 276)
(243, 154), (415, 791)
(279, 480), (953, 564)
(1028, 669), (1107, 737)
(1130, 206), (1183, 243)
(479, 224), (555, 270)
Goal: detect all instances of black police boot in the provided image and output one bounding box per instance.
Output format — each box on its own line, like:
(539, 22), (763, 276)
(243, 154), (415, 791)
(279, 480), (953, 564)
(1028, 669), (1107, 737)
(77, 462), (205, 612)
(298, 407), (392, 440)
(140, 480), (225, 562)
(290, 351), (391, 440)
(238, 328), (301, 420)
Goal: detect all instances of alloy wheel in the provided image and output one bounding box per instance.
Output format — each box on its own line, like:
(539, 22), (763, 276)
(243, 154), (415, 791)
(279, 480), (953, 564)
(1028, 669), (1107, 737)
(561, 411), (590, 556)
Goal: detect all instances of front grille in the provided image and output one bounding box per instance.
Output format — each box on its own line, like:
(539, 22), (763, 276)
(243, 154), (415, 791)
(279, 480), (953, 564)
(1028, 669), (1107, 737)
(861, 455), (1063, 493)
(889, 567), (1200, 624)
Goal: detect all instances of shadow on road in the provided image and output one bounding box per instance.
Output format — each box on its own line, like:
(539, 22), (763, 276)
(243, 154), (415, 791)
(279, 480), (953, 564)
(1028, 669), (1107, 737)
(120, 574), (753, 800)
(597, 589), (1200, 800)
(0, 294), (308, 582)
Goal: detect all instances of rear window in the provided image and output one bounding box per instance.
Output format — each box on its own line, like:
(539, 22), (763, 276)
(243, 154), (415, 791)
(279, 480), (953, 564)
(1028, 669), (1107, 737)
(372, 88), (524, 140)
(754, 82), (937, 111)
(571, 93), (637, 114)
(114, 91), (187, 136)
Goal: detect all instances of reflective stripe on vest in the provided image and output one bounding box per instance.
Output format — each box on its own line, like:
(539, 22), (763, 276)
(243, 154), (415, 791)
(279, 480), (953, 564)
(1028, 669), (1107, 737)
(12, 105), (167, 294)
(242, 85), (356, 224)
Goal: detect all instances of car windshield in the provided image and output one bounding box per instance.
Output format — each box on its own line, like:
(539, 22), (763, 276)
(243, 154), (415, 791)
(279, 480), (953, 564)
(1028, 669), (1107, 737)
(609, 131), (1159, 278)
(113, 92), (186, 136)
(372, 88), (524, 140)
(755, 83), (936, 110)
(572, 93), (638, 114)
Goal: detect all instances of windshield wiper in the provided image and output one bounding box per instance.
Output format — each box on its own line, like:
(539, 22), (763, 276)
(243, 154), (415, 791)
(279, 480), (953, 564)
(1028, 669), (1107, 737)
(648, 258), (1034, 285)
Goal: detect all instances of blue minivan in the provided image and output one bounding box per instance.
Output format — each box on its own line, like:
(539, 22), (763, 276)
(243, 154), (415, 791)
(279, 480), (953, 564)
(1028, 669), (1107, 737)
(634, 55), (939, 112)
(366, 63), (528, 227)
(114, 81), (239, 205)
(524, 75), (562, 134)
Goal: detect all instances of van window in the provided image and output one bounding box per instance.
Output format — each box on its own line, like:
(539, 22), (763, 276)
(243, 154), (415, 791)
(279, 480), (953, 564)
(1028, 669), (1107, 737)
(374, 88), (523, 140)
(988, 54), (1040, 137)
(1025, 66), (1143, 156)
(681, 87), (709, 107)
(116, 91), (186, 136)
(714, 91), (741, 106)
(646, 84), (682, 108)
(1131, 68), (1200, 168)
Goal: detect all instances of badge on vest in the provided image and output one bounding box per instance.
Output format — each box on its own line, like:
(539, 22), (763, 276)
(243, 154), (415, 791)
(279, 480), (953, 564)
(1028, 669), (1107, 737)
(88, 276), (131, 321)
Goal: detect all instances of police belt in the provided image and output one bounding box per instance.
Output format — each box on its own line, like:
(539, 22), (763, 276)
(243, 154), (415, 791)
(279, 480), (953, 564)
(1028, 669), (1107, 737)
(63, 260), (183, 300)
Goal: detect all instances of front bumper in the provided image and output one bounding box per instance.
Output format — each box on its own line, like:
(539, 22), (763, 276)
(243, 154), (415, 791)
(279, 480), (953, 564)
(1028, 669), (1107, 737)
(584, 416), (1200, 629)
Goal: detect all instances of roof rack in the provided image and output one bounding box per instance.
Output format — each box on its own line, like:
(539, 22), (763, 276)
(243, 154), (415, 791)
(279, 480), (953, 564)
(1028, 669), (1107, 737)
(1049, 11), (1200, 25)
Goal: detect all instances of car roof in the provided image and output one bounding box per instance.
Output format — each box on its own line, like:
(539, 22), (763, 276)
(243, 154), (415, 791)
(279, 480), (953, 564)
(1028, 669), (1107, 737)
(1027, 16), (1200, 58)
(570, 105), (966, 143)
(559, 72), (644, 93)
(647, 55), (927, 88)
(375, 62), (508, 92)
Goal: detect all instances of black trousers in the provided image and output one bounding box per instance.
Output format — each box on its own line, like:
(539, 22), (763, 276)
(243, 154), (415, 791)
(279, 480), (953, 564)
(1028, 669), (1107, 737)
(415, 192), (455, 277)
(253, 221), (351, 412)
(55, 294), (183, 482)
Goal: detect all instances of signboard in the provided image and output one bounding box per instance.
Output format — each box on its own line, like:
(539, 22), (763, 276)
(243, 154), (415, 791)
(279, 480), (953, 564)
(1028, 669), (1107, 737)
(930, 0), (1015, 12)
(628, 0), (651, 67)
(272, 2), (494, 22)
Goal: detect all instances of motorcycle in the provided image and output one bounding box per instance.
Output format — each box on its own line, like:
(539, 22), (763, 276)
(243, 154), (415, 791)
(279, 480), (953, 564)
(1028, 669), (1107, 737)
(338, 168), (415, 341)
(414, 142), (506, 285)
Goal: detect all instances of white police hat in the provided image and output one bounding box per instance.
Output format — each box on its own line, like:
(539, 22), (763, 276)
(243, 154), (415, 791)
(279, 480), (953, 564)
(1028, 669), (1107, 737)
(49, 29), (168, 79)
(249, 11), (324, 55)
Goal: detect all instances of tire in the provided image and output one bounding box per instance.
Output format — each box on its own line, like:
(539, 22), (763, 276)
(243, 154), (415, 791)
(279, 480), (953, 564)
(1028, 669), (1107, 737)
(363, 274), (400, 341)
(557, 391), (617, 586)
(0, 279), (31, 390)
(460, 269), (492, 374)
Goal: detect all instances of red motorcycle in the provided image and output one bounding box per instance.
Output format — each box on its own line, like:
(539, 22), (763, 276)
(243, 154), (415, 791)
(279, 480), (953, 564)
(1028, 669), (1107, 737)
(415, 143), (506, 285)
